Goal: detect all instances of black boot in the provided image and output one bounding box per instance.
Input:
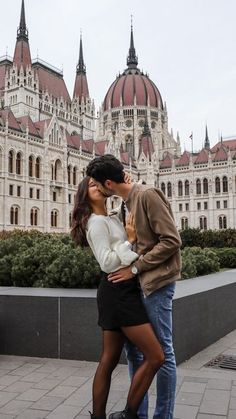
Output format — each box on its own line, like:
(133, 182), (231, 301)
(108, 406), (138, 419)
(89, 412), (106, 419)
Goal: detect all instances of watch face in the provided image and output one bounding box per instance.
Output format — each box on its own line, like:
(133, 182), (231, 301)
(132, 265), (138, 275)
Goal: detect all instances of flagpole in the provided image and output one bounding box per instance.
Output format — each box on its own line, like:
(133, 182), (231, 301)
(191, 131), (193, 154)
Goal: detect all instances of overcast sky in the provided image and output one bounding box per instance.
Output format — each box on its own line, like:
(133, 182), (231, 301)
(1, 0), (236, 151)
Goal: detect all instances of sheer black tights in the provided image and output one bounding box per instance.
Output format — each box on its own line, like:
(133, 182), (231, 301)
(92, 324), (164, 416)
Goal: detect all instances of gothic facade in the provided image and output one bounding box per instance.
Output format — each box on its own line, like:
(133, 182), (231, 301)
(0, 0), (235, 232)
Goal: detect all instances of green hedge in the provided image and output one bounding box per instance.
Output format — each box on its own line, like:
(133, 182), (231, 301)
(0, 230), (234, 287)
(180, 228), (236, 249)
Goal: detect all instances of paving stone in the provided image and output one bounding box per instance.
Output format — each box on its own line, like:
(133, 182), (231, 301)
(199, 399), (229, 415)
(49, 367), (80, 380)
(61, 376), (89, 387)
(9, 363), (43, 376)
(228, 410), (236, 419)
(180, 381), (207, 394)
(0, 399), (33, 415)
(63, 381), (92, 407)
(0, 414), (15, 419)
(229, 397), (236, 409)
(4, 380), (34, 393)
(197, 414), (226, 418)
(206, 378), (232, 390)
(183, 377), (208, 384)
(46, 385), (77, 398)
(16, 388), (49, 402)
(176, 391), (203, 406)
(32, 378), (62, 390)
(16, 409), (48, 418)
(0, 391), (18, 408)
(174, 404), (198, 418)
(231, 386), (236, 397)
(0, 375), (19, 386)
(32, 396), (64, 411)
(21, 372), (49, 383)
(46, 403), (82, 418)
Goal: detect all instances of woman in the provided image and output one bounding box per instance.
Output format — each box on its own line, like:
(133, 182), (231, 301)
(71, 176), (164, 419)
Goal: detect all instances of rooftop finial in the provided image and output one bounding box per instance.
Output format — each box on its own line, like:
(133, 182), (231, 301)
(77, 32), (86, 74)
(127, 16), (138, 68)
(204, 124), (210, 149)
(17, 0), (28, 40)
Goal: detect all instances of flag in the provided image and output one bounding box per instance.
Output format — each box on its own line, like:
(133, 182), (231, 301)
(189, 133), (193, 140)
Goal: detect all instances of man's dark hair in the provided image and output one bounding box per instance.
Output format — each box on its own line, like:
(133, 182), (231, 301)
(86, 154), (125, 185)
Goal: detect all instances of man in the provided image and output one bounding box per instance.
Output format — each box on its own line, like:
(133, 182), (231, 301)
(86, 155), (182, 419)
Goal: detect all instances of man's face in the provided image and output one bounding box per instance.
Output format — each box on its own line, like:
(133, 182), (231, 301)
(94, 180), (116, 197)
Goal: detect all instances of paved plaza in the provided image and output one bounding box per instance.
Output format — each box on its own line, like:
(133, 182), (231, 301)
(0, 330), (236, 419)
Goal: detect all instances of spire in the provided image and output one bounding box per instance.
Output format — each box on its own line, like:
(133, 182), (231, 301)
(127, 17), (138, 68)
(17, 0), (28, 40)
(204, 125), (210, 149)
(77, 33), (86, 74)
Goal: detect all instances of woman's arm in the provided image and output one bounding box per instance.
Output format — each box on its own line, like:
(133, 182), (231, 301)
(86, 217), (138, 273)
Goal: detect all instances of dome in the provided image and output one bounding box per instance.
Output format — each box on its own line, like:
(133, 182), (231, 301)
(103, 25), (163, 112)
(103, 69), (163, 111)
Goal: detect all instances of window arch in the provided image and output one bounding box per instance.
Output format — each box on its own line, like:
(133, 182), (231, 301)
(181, 217), (188, 230)
(196, 178), (201, 195)
(16, 152), (22, 175)
(178, 181), (183, 197)
(8, 150), (14, 173)
(215, 177), (221, 193)
(73, 167), (77, 186)
(219, 215), (227, 229)
(222, 176), (228, 193)
(67, 165), (72, 185)
(167, 182), (172, 198)
(10, 206), (19, 225)
(51, 210), (58, 227)
(125, 135), (133, 155)
(29, 155), (34, 177)
(54, 159), (62, 181)
(35, 157), (41, 178)
(199, 216), (207, 230)
(161, 182), (166, 195)
(69, 212), (72, 228)
(203, 178), (208, 194)
(185, 180), (189, 196)
(30, 208), (38, 226)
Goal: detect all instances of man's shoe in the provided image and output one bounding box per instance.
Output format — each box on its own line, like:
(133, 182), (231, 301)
(109, 406), (138, 419)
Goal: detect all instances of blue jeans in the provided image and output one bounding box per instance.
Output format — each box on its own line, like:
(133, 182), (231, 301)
(125, 282), (176, 419)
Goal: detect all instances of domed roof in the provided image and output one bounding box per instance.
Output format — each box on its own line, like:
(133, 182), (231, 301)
(103, 25), (163, 112)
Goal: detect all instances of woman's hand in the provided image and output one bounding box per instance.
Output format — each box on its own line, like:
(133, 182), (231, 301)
(123, 171), (132, 184)
(125, 213), (136, 244)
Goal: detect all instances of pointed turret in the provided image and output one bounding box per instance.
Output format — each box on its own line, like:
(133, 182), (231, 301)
(13, 0), (31, 69)
(73, 34), (89, 101)
(127, 19), (138, 69)
(139, 116), (154, 161)
(204, 125), (210, 149)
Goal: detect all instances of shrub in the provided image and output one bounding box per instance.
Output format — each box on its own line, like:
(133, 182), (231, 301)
(181, 247), (220, 279)
(210, 248), (236, 269)
(180, 228), (236, 249)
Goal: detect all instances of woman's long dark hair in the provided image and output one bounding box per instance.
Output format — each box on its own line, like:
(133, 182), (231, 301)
(71, 176), (92, 247)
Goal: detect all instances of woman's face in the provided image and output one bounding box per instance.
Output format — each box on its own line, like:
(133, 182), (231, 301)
(88, 178), (105, 204)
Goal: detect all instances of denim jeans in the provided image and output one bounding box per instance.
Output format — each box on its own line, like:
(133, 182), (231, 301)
(125, 282), (176, 419)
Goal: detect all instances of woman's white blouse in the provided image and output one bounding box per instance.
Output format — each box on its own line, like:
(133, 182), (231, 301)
(86, 213), (138, 273)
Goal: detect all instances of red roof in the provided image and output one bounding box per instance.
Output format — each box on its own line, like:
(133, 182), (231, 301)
(17, 115), (41, 137)
(159, 152), (172, 168)
(0, 109), (22, 131)
(212, 144), (228, 162)
(73, 73), (89, 101)
(194, 149), (209, 164)
(34, 118), (51, 137)
(13, 39), (31, 69)
(211, 139), (236, 151)
(176, 150), (190, 166)
(35, 65), (71, 103)
(103, 70), (163, 111)
(139, 135), (154, 160)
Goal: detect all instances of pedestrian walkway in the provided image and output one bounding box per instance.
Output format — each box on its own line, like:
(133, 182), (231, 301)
(0, 330), (236, 419)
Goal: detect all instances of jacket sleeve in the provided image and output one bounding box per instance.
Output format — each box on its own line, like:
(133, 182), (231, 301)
(87, 218), (138, 273)
(135, 189), (182, 273)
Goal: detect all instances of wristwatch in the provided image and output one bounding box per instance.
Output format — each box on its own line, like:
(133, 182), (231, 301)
(131, 264), (139, 275)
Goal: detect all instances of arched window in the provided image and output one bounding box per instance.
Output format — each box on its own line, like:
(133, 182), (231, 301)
(69, 212), (72, 228)
(10, 206), (19, 225)
(219, 215), (227, 229)
(125, 135), (133, 155)
(185, 180), (189, 196)
(167, 182), (172, 198)
(181, 217), (188, 230)
(51, 164), (54, 180)
(51, 210), (58, 227)
(215, 177), (221, 193)
(29, 155), (33, 177)
(67, 165), (72, 185)
(203, 178), (208, 194)
(196, 179), (201, 195)
(178, 181), (183, 197)
(161, 182), (166, 195)
(35, 157), (40, 178)
(222, 176), (228, 193)
(8, 150), (14, 173)
(30, 208), (38, 226)
(16, 152), (22, 175)
(200, 216), (207, 230)
(73, 167), (77, 186)
(54, 159), (61, 181)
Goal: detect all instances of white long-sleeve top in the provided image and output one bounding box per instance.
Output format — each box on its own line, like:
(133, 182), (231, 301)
(86, 213), (138, 273)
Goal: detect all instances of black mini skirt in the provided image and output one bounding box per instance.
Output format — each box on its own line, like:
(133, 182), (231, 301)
(97, 273), (149, 331)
